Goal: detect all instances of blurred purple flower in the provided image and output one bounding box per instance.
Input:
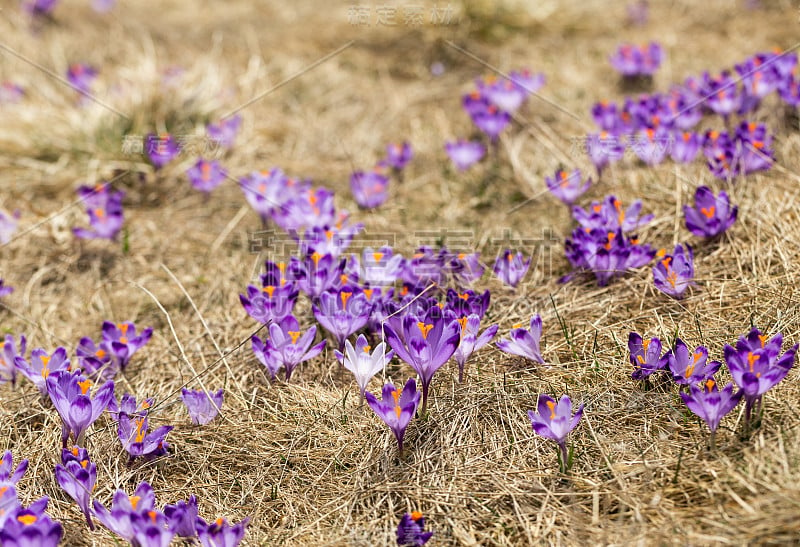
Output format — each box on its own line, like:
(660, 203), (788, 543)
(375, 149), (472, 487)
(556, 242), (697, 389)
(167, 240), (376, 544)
(66, 63), (98, 97)
(385, 141), (413, 170)
(492, 249), (530, 288)
(0, 334), (25, 387)
(652, 244), (695, 299)
(207, 114), (242, 150)
(0, 209), (20, 244)
(445, 140), (485, 170)
(180, 388), (223, 425)
(609, 42), (663, 76)
(670, 131), (701, 163)
(683, 186), (737, 238)
(350, 169), (389, 209)
(545, 168), (591, 205)
(73, 185), (124, 241)
(0, 83), (25, 104)
(187, 159), (226, 194)
(240, 261), (297, 324)
(91, 0), (115, 12)
(145, 133), (180, 169)
(0, 280), (12, 299)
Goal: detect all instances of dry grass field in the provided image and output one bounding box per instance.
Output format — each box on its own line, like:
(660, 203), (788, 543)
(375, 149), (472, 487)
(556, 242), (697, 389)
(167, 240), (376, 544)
(2, 0), (800, 544)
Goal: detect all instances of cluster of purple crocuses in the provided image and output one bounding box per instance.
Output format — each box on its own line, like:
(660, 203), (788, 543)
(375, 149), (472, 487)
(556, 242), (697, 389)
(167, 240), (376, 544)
(588, 48), (795, 179)
(629, 327), (797, 447)
(0, 319), (238, 543)
(445, 69), (545, 171)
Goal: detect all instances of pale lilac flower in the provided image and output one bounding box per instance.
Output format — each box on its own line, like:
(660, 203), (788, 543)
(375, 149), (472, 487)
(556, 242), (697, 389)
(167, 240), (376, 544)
(335, 334), (393, 398)
(180, 388), (223, 425)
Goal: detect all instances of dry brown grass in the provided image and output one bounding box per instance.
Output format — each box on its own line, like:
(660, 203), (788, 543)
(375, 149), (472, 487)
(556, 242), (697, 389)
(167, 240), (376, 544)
(2, 0), (800, 545)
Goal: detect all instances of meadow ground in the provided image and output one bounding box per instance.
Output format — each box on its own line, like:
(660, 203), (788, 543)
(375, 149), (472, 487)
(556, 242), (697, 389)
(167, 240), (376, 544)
(2, 0), (800, 544)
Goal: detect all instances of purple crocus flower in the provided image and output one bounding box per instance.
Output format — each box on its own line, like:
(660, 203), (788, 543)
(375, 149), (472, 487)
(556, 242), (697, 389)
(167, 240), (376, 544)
(91, 0), (115, 12)
(251, 315), (326, 381)
(196, 516), (250, 547)
(240, 268), (298, 325)
(628, 332), (667, 380)
(187, 159), (226, 194)
(75, 336), (117, 381)
(680, 378), (743, 448)
(528, 394), (583, 473)
(313, 286), (371, 349)
(73, 185), (124, 241)
(334, 334), (393, 399)
(670, 131), (701, 163)
(471, 104), (511, 141)
(239, 168), (302, 224)
(21, 0), (59, 17)
(585, 131), (625, 175)
(479, 75), (528, 113)
(703, 72), (746, 121)
(496, 315), (545, 364)
(0, 450), (28, 485)
(445, 140), (485, 171)
(117, 413), (172, 461)
(207, 114), (242, 150)
(273, 187), (337, 233)
(350, 168), (390, 209)
(54, 446), (96, 529)
(0, 334), (25, 386)
(66, 63), (97, 96)
(683, 186), (737, 238)
(46, 370), (115, 447)
(384, 313), (460, 415)
(0, 280), (12, 299)
(298, 221), (363, 258)
(734, 121), (774, 175)
(365, 378), (420, 454)
(0, 209), (20, 244)
(632, 127), (670, 165)
(0, 497), (63, 547)
(15, 346), (70, 395)
(545, 168), (591, 205)
(609, 42), (663, 77)
(145, 133), (181, 169)
(652, 244), (695, 299)
(108, 392), (152, 421)
(163, 495), (199, 538)
(289, 252), (347, 299)
(101, 321), (153, 370)
(666, 339), (720, 385)
(385, 141), (413, 170)
(444, 288), (490, 319)
(93, 481), (157, 542)
(723, 328), (797, 433)
(453, 314), (498, 383)
(180, 388), (223, 425)
(353, 247), (406, 287)
(396, 511), (433, 546)
(0, 82), (25, 104)
(492, 250), (530, 288)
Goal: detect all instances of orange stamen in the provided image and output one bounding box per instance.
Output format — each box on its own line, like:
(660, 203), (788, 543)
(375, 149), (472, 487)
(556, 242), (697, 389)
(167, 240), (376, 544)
(288, 331), (302, 344)
(417, 322), (433, 339)
(546, 400), (556, 419)
(340, 291), (353, 307)
(262, 286), (275, 297)
(78, 379), (92, 395)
